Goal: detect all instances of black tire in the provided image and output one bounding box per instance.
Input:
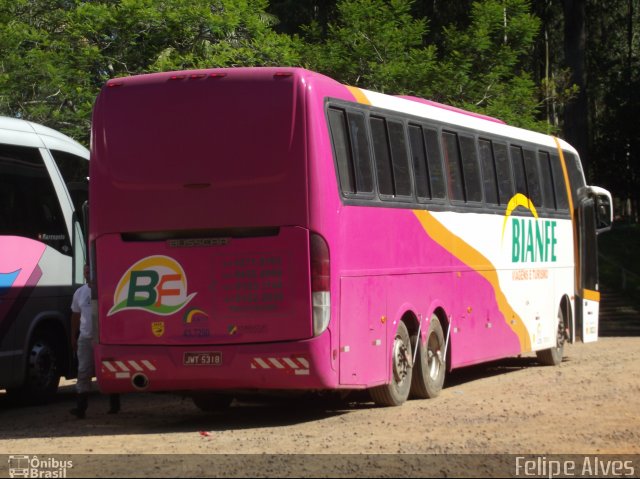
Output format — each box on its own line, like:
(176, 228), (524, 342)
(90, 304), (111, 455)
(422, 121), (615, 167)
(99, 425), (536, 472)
(410, 315), (446, 399)
(369, 321), (413, 407)
(8, 335), (61, 404)
(192, 393), (234, 412)
(536, 308), (566, 366)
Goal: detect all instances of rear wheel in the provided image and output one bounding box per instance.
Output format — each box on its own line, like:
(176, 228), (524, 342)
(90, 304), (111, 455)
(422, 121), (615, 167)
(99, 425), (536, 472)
(192, 393), (234, 412)
(411, 316), (446, 399)
(536, 307), (566, 366)
(370, 321), (413, 407)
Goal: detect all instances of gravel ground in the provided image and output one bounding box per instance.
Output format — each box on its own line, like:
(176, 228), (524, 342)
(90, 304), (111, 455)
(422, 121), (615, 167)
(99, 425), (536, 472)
(1, 337), (639, 476)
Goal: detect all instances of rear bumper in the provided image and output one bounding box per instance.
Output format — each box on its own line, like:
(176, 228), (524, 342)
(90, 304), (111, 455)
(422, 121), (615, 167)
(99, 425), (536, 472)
(94, 331), (336, 394)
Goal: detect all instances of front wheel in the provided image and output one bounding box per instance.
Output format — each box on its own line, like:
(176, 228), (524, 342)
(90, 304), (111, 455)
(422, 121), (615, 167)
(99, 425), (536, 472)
(8, 335), (61, 404)
(411, 316), (446, 399)
(369, 321), (413, 407)
(536, 308), (566, 366)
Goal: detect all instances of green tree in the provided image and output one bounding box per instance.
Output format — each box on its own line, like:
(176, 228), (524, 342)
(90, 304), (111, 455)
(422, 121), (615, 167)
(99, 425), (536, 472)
(588, 0), (640, 220)
(437, 0), (544, 130)
(0, 0), (302, 144)
(301, 0), (438, 96)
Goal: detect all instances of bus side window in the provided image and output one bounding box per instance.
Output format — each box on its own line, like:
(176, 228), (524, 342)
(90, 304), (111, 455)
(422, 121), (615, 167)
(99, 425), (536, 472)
(424, 127), (446, 199)
(538, 151), (557, 210)
(524, 149), (543, 208)
(346, 111), (373, 194)
(50, 150), (89, 230)
(550, 153), (570, 211)
(0, 144), (70, 255)
(478, 139), (499, 205)
(442, 131), (464, 202)
(387, 120), (412, 197)
(408, 124), (431, 200)
(370, 116), (394, 197)
(493, 142), (513, 205)
(509, 145), (528, 198)
(328, 108), (356, 195)
(459, 135), (482, 203)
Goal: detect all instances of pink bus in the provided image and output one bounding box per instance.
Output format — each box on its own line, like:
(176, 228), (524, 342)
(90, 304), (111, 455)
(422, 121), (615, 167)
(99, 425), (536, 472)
(90, 67), (612, 408)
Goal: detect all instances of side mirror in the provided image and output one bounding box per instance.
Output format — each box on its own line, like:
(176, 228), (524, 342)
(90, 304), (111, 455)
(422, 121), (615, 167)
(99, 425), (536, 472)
(587, 186), (613, 233)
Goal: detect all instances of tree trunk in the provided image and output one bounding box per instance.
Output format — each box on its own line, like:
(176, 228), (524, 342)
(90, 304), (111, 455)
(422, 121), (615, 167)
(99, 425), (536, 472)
(562, 0), (589, 177)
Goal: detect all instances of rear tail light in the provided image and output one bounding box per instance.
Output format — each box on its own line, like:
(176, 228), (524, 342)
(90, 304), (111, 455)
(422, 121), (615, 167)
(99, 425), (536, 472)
(310, 234), (330, 336)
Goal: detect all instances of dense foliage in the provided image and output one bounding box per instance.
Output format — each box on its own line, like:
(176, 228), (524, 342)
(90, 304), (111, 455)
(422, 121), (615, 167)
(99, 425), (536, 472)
(0, 0), (638, 218)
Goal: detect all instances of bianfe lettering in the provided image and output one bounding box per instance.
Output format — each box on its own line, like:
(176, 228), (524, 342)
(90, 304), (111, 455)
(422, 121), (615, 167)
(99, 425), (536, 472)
(511, 218), (557, 263)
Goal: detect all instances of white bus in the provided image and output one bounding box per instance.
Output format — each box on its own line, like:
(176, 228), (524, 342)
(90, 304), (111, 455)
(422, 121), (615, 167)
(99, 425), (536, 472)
(0, 116), (88, 403)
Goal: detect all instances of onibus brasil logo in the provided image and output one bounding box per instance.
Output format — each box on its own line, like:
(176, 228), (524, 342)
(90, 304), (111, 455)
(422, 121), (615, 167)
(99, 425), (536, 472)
(108, 255), (196, 316)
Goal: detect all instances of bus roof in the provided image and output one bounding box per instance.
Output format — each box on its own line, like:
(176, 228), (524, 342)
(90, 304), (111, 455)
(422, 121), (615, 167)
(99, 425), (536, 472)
(0, 116), (89, 159)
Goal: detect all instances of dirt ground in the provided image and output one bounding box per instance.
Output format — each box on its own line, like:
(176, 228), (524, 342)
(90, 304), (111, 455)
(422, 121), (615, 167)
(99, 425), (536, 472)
(1, 337), (639, 477)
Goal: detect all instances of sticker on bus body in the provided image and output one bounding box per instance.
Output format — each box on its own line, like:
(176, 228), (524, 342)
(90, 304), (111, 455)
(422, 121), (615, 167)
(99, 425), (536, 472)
(108, 255), (197, 317)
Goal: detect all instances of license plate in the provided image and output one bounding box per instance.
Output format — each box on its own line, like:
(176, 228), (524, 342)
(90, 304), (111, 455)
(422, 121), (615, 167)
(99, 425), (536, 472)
(183, 351), (222, 366)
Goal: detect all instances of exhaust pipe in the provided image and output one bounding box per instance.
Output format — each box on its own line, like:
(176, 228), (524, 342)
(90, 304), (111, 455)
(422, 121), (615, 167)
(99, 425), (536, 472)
(132, 373), (149, 390)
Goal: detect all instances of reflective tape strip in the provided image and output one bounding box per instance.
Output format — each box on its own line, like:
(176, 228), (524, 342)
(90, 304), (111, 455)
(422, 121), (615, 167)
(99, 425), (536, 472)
(129, 361), (144, 372)
(115, 361), (129, 372)
(251, 356), (309, 374)
(102, 361), (118, 373)
(268, 358), (284, 369)
(254, 358), (270, 369)
(141, 360), (156, 371)
(282, 358), (299, 369)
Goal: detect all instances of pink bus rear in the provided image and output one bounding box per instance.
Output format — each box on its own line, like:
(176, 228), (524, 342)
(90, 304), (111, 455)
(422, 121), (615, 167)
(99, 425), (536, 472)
(90, 68), (340, 393)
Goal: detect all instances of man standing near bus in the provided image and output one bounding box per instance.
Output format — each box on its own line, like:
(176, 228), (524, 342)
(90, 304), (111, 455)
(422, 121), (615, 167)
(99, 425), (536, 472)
(70, 265), (120, 419)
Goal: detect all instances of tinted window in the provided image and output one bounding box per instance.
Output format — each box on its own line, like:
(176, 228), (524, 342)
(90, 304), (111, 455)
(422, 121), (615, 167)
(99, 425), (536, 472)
(494, 142), (513, 205)
(347, 111), (373, 193)
(564, 152), (586, 209)
(459, 135), (482, 203)
(510, 145), (528, 197)
(408, 125), (430, 199)
(478, 139), (499, 205)
(388, 120), (411, 196)
(550, 153), (570, 211)
(370, 117), (394, 196)
(523, 149), (542, 208)
(442, 131), (464, 201)
(328, 108), (355, 194)
(50, 149), (89, 229)
(424, 128), (446, 199)
(0, 144), (70, 255)
(538, 151), (556, 210)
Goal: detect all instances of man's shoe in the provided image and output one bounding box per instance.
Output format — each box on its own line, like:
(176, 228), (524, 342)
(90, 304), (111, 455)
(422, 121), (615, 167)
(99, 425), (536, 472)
(69, 407), (86, 419)
(107, 394), (120, 414)
(70, 393), (88, 419)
